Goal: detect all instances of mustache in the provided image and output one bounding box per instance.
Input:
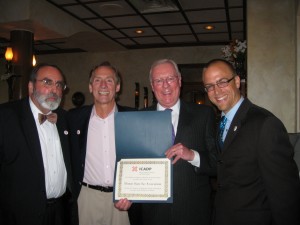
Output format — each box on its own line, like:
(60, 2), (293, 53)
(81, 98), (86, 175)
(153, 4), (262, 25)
(44, 92), (59, 100)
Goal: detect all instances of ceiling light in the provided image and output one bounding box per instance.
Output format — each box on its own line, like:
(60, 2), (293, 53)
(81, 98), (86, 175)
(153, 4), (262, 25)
(135, 29), (144, 34)
(204, 25), (215, 30)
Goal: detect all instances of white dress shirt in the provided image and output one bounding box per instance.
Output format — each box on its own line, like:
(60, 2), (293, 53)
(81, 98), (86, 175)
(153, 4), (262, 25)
(29, 98), (67, 199)
(83, 105), (116, 187)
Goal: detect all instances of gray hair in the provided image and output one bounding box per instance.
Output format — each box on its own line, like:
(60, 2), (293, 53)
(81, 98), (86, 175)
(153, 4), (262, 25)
(149, 59), (181, 82)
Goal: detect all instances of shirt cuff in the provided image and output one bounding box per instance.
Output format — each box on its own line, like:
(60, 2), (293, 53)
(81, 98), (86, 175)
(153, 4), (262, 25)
(188, 150), (200, 167)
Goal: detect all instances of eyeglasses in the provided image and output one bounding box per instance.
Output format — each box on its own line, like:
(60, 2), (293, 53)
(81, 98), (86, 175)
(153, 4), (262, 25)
(152, 76), (178, 86)
(35, 78), (66, 90)
(204, 76), (235, 92)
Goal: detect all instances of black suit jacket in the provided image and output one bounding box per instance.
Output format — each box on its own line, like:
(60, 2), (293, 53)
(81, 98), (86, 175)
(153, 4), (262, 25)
(67, 104), (135, 198)
(214, 98), (300, 225)
(131, 100), (217, 225)
(0, 98), (74, 225)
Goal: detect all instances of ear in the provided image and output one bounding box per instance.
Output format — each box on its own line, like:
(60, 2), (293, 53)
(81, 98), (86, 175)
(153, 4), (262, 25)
(89, 83), (92, 93)
(116, 83), (120, 93)
(178, 76), (182, 87)
(28, 81), (34, 95)
(234, 75), (241, 89)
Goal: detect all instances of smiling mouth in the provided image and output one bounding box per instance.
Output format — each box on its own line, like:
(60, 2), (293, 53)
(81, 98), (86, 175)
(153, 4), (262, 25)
(46, 97), (57, 102)
(98, 91), (109, 95)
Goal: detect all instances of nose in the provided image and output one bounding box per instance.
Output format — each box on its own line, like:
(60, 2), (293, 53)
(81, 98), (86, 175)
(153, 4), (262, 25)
(213, 84), (222, 94)
(162, 79), (170, 88)
(100, 79), (107, 88)
(49, 84), (58, 93)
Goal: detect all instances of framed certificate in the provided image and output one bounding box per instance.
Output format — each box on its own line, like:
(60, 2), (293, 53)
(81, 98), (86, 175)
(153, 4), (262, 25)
(114, 158), (172, 202)
(114, 111), (173, 203)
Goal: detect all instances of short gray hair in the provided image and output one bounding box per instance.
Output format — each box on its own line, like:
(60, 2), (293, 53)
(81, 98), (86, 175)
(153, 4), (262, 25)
(149, 59), (181, 82)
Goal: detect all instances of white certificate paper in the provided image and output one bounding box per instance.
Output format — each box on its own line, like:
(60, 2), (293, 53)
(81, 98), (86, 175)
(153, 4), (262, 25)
(114, 158), (172, 202)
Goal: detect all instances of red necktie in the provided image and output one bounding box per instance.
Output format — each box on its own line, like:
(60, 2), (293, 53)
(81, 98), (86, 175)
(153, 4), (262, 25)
(38, 113), (57, 124)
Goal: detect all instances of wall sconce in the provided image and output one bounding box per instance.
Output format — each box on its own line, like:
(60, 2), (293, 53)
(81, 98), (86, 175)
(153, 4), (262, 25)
(3, 47), (14, 78)
(32, 54), (37, 66)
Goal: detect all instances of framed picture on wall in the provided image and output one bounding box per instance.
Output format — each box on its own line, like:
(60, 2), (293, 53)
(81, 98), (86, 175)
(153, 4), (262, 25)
(178, 63), (210, 105)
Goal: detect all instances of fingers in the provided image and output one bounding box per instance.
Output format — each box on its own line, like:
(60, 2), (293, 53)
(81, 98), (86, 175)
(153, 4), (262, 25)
(165, 143), (191, 164)
(114, 198), (132, 211)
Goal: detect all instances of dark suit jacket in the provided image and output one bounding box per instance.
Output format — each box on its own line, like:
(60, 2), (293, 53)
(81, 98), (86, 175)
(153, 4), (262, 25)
(67, 104), (135, 198)
(131, 100), (217, 225)
(214, 98), (300, 225)
(0, 98), (74, 225)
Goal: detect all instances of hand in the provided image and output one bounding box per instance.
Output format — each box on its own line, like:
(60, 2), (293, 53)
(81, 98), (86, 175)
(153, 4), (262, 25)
(165, 143), (195, 164)
(114, 198), (132, 211)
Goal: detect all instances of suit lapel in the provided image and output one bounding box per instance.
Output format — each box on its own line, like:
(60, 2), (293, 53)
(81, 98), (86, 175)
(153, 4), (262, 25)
(19, 98), (45, 178)
(176, 101), (189, 144)
(80, 105), (93, 158)
(223, 99), (252, 151)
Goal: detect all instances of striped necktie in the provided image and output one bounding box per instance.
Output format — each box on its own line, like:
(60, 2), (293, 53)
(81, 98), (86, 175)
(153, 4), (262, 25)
(165, 108), (175, 143)
(218, 116), (227, 149)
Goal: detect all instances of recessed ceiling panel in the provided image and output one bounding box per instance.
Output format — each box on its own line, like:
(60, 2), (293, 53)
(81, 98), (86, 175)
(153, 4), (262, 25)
(229, 8), (244, 20)
(231, 22), (243, 32)
(121, 27), (157, 37)
(64, 5), (95, 18)
(116, 38), (136, 46)
(165, 35), (197, 43)
(156, 25), (192, 35)
(179, 0), (225, 9)
(192, 23), (228, 33)
(106, 15), (147, 28)
(133, 37), (165, 45)
(186, 9), (226, 23)
(197, 33), (229, 42)
(228, 0), (244, 7)
(49, 0), (76, 4)
(144, 13), (186, 25)
(86, 19), (112, 30)
(87, 1), (136, 17)
(103, 30), (126, 38)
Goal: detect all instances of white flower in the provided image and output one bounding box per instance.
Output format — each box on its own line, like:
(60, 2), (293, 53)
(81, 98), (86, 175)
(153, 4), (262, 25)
(221, 39), (247, 63)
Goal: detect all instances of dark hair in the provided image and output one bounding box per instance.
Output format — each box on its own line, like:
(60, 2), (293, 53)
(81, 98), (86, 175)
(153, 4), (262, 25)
(89, 61), (121, 84)
(203, 58), (237, 75)
(29, 63), (66, 82)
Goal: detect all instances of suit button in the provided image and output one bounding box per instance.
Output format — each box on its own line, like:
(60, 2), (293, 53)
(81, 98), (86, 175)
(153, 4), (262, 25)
(217, 160), (223, 164)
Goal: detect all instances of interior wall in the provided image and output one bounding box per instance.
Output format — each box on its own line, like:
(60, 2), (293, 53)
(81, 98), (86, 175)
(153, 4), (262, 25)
(22, 45), (222, 110)
(248, 0), (297, 132)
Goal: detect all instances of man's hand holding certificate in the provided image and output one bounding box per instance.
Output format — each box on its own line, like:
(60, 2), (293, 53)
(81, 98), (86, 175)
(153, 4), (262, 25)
(114, 111), (173, 203)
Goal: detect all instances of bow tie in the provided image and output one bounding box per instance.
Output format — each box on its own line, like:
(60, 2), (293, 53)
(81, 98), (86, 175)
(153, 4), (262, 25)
(38, 113), (57, 124)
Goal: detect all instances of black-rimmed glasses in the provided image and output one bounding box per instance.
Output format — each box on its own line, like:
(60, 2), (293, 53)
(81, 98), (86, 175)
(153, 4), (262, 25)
(35, 78), (66, 91)
(204, 76), (235, 92)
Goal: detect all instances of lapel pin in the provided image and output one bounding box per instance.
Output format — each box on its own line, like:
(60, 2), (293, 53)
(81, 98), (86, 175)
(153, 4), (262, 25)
(77, 130), (80, 135)
(64, 130), (68, 135)
(234, 126), (237, 131)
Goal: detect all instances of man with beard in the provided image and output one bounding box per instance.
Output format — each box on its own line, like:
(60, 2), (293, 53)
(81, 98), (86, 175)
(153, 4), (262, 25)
(0, 63), (76, 225)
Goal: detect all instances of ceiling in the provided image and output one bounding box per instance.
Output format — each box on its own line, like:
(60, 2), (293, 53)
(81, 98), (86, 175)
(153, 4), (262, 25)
(0, 0), (246, 55)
